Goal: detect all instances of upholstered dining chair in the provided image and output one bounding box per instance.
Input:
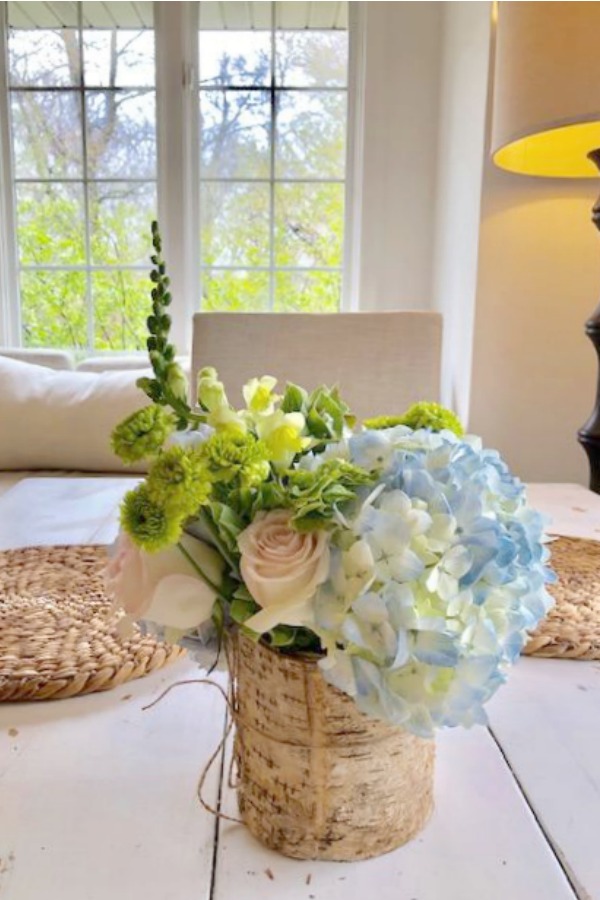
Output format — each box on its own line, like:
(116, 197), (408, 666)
(191, 312), (442, 421)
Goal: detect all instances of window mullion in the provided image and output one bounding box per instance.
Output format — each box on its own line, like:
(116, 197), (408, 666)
(77, 1), (95, 353)
(342, 1), (366, 312)
(155, 0), (199, 353)
(268, 2), (276, 312)
(0, 5), (20, 345)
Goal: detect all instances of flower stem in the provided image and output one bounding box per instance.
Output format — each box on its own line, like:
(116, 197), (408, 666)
(176, 541), (229, 604)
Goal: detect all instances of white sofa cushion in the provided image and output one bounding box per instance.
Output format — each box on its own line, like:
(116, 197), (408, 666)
(76, 354), (149, 372)
(0, 357), (153, 473)
(0, 347), (74, 370)
(76, 354), (190, 373)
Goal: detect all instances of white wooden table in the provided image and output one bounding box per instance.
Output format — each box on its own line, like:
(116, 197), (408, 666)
(1, 479), (599, 900)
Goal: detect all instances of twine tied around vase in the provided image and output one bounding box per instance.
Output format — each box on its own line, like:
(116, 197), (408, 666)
(142, 632), (245, 825)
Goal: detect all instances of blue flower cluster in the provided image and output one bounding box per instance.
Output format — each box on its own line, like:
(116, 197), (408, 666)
(314, 427), (554, 738)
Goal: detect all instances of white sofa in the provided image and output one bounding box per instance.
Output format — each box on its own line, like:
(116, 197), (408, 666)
(0, 349), (178, 498)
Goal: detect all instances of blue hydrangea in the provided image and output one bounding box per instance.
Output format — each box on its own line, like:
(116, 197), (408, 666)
(313, 427), (554, 738)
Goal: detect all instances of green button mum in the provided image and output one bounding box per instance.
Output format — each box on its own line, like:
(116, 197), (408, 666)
(120, 483), (185, 552)
(111, 405), (176, 464)
(199, 432), (271, 486)
(146, 446), (212, 516)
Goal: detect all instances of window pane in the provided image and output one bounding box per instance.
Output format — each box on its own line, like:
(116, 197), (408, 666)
(201, 269), (270, 312)
(276, 31), (348, 87)
(201, 182), (270, 267)
(200, 90), (270, 179)
(274, 270), (341, 312)
(8, 29), (81, 87)
(90, 182), (156, 266)
(198, 4), (349, 314)
(276, 91), (346, 179)
(21, 270), (88, 350)
(8, 5), (157, 354)
(86, 90), (156, 178)
(199, 32), (271, 87)
(83, 30), (155, 88)
(92, 270), (149, 351)
(11, 91), (83, 178)
(16, 183), (85, 265)
(275, 183), (345, 268)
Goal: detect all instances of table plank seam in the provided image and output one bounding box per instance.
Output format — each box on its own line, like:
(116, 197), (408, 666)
(209, 711), (230, 900)
(487, 726), (583, 899)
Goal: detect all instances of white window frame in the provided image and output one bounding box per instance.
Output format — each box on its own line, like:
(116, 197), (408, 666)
(155, 0), (199, 353)
(0, 7), (20, 346)
(0, 1), (365, 352)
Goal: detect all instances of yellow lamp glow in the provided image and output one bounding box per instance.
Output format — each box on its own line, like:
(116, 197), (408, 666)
(491, 2), (600, 179)
(493, 122), (600, 179)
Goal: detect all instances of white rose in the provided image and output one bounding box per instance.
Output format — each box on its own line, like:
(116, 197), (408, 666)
(106, 531), (224, 632)
(238, 510), (331, 634)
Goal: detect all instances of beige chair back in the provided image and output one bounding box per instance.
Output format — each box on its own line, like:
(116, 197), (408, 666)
(191, 312), (442, 420)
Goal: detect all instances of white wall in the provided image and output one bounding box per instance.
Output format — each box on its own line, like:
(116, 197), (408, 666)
(469, 167), (598, 484)
(357, 1), (597, 486)
(431, 1), (491, 423)
(358, 2), (442, 311)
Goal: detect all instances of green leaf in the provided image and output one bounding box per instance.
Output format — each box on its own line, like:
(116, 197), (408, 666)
(267, 625), (297, 647)
(264, 626), (323, 652)
(212, 599), (224, 632)
(232, 584), (254, 602)
(239, 624), (261, 643)
(281, 382), (308, 414)
(252, 480), (288, 513)
(284, 458), (375, 530)
(208, 502), (245, 554)
(305, 384), (353, 442)
(306, 405), (331, 440)
(230, 596), (259, 625)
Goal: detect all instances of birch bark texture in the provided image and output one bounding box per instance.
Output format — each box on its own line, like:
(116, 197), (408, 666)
(231, 632), (435, 861)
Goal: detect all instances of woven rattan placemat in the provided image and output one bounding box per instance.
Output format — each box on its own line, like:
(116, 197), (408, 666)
(2, 533), (595, 702)
(525, 536), (600, 660)
(0, 545), (185, 702)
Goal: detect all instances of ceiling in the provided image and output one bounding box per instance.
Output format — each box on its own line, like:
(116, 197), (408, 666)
(7, 2), (348, 31)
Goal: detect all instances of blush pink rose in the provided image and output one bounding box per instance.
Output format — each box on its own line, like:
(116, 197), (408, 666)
(105, 531), (223, 632)
(237, 509), (330, 634)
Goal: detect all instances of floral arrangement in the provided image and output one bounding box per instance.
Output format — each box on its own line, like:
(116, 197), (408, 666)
(107, 223), (554, 739)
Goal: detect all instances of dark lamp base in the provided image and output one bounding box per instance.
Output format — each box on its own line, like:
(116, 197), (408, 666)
(579, 149), (600, 493)
(578, 303), (600, 492)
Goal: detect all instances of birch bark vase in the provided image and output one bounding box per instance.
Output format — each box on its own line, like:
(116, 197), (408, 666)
(231, 632), (435, 861)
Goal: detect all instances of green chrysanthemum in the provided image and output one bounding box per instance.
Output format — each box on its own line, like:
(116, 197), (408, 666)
(365, 403), (464, 436)
(199, 432), (271, 486)
(399, 402), (464, 435)
(146, 446), (212, 516)
(111, 405), (176, 464)
(120, 483), (184, 552)
(362, 414), (406, 430)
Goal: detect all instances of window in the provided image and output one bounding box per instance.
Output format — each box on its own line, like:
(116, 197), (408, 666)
(0, 2), (351, 353)
(198, 2), (348, 313)
(5, 1), (157, 352)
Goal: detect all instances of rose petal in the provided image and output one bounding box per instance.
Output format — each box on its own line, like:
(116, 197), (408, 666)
(237, 510), (330, 624)
(145, 573), (217, 630)
(143, 533), (224, 587)
(245, 598), (315, 634)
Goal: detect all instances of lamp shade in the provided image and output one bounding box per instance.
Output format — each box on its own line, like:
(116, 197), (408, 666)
(491, 2), (600, 178)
